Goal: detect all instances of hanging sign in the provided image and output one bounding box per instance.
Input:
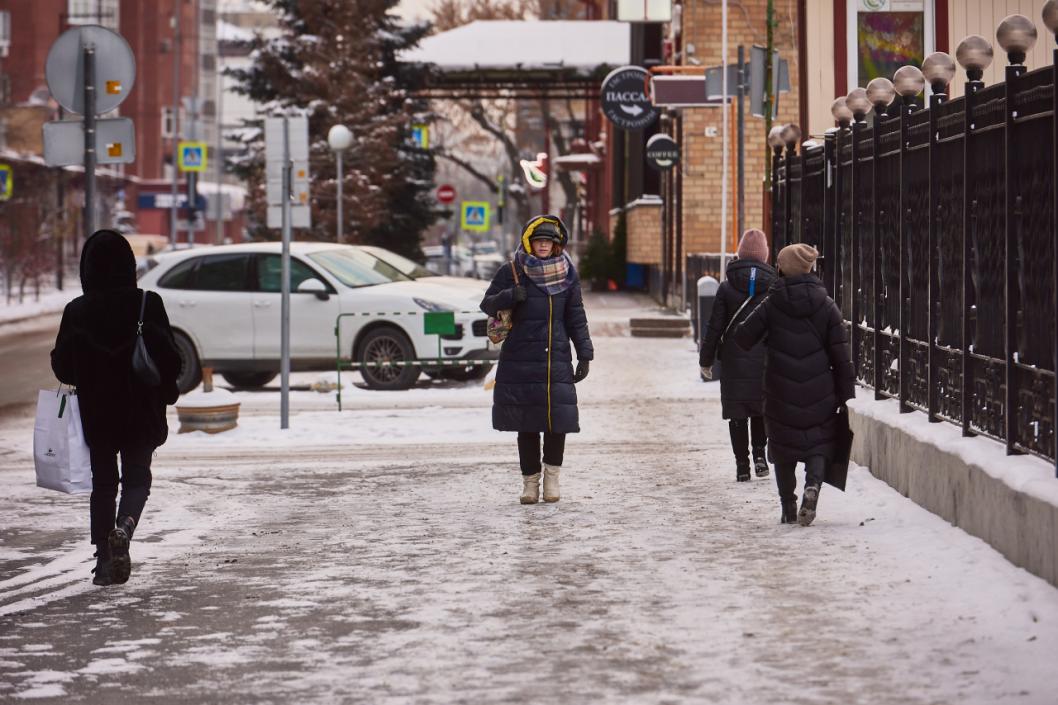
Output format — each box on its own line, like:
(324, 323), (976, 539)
(600, 66), (659, 131)
(645, 134), (680, 171)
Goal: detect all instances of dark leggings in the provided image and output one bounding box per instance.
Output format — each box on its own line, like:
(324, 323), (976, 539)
(728, 417), (766, 463)
(774, 455), (826, 503)
(89, 446), (154, 547)
(517, 432), (566, 476)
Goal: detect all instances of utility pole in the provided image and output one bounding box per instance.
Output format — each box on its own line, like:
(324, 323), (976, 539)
(169, 10), (181, 247)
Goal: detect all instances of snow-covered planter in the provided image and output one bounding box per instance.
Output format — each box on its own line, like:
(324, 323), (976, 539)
(175, 388), (240, 434)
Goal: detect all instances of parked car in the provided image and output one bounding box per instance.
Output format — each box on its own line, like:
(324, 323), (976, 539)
(137, 243), (497, 393)
(359, 245), (488, 293)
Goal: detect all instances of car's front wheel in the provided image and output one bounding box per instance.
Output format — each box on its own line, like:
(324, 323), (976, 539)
(222, 371), (277, 389)
(358, 327), (420, 390)
(173, 332), (202, 395)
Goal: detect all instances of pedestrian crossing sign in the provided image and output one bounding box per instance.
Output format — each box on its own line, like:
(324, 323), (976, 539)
(461, 201), (490, 232)
(0, 165), (11, 201)
(411, 124), (429, 150)
(177, 141), (208, 172)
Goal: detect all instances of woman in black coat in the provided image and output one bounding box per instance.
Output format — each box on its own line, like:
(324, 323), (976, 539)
(52, 229), (182, 586)
(699, 229), (777, 482)
(480, 215), (594, 505)
(734, 244), (855, 526)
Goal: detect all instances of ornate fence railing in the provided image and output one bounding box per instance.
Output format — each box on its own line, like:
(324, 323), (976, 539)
(771, 60), (1058, 476)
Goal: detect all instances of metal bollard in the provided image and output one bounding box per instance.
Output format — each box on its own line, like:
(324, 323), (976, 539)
(697, 276), (720, 382)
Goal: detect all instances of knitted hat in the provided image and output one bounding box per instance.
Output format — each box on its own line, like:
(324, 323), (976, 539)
(777, 243), (819, 276)
(520, 215), (569, 252)
(736, 229), (769, 263)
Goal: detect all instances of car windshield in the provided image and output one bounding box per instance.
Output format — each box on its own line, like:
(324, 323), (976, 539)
(307, 248), (412, 287)
(360, 247), (436, 279)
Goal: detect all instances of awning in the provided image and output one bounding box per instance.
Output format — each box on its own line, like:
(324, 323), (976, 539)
(403, 21), (631, 99)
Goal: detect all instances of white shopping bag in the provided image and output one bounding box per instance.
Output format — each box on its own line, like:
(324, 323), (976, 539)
(33, 389), (92, 494)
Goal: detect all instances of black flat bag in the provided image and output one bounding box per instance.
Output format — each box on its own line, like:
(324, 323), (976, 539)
(132, 290), (161, 387)
(803, 316), (853, 491)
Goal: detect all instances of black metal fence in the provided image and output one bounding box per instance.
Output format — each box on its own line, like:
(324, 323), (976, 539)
(773, 60), (1058, 476)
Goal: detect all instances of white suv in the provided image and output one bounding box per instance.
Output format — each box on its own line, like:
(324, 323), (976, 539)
(138, 242), (496, 392)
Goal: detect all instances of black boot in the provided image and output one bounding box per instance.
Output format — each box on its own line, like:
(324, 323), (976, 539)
(108, 515), (136, 585)
(729, 420), (751, 482)
(798, 485), (820, 527)
(781, 498), (798, 524)
(92, 549), (113, 586)
(752, 447), (769, 478)
(736, 461), (751, 482)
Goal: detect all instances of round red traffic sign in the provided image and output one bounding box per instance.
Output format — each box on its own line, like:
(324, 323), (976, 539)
(436, 184), (456, 204)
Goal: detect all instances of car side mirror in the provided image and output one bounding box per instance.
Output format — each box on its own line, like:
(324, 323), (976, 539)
(296, 278), (330, 301)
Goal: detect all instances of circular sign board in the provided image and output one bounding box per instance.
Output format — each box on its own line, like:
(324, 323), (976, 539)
(45, 26), (136, 115)
(600, 66), (659, 131)
(646, 133), (680, 171)
(436, 184), (457, 204)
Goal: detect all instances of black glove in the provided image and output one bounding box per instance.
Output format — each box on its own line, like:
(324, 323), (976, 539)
(574, 360), (590, 383)
(512, 285), (527, 303)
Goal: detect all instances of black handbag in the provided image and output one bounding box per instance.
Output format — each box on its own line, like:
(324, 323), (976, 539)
(132, 290), (161, 387)
(802, 316), (853, 491)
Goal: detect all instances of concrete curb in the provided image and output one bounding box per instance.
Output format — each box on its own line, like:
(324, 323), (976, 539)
(849, 401), (1058, 589)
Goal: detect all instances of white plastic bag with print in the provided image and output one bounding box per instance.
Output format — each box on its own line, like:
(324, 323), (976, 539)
(33, 389), (92, 494)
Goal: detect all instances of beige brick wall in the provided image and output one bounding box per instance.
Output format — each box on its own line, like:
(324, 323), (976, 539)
(625, 198), (663, 265)
(679, 0), (801, 259)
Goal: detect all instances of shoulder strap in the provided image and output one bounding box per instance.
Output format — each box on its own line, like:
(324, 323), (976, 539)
(137, 290), (147, 336)
(509, 259), (520, 285)
(719, 293), (754, 346)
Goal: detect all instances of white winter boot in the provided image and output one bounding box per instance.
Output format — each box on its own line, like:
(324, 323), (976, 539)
(520, 473), (541, 504)
(542, 463), (561, 503)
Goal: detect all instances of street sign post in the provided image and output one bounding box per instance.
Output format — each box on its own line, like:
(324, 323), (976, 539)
(177, 141), (208, 172)
(44, 25), (136, 241)
(265, 115), (311, 430)
(436, 184), (456, 204)
(460, 201), (490, 232)
(0, 165), (11, 201)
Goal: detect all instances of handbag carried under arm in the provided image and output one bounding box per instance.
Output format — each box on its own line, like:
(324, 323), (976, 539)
(486, 260), (521, 345)
(132, 290), (162, 387)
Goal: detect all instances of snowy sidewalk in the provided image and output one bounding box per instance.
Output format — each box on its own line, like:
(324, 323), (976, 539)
(0, 293), (1056, 704)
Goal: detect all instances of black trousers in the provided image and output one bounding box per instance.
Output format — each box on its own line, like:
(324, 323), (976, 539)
(774, 455), (826, 503)
(89, 446), (154, 547)
(517, 432), (566, 476)
(728, 417), (766, 463)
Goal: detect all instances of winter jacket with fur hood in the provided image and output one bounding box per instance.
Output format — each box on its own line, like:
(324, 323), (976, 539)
(51, 230), (182, 451)
(733, 274), (855, 463)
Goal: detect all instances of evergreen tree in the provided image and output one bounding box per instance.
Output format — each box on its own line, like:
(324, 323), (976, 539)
(229, 0), (436, 258)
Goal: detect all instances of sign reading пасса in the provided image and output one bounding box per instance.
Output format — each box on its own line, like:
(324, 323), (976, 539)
(601, 66), (659, 131)
(645, 133), (680, 171)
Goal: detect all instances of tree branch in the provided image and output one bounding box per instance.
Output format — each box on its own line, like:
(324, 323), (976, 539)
(436, 151), (500, 193)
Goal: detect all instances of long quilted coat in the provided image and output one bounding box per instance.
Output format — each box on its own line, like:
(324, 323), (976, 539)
(698, 258), (777, 419)
(733, 274), (855, 464)
(480, 258), (594, 434)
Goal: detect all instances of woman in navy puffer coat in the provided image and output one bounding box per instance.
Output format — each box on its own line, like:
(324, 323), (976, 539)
(480, 215), (594, 505)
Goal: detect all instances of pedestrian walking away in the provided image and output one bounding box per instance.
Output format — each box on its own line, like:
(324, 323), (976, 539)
(51, 229), (182, 586)
(734, 243), (855, 526)
(480, 215), (594, 504)
(698, 229), (777, 482)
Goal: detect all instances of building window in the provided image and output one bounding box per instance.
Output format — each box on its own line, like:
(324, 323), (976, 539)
(847, 0), (934, 91)
(162, 107), (177, 139)
(0, 74), (10, 107)
(67, 0), (120, 30)
(0, 11), (10, 58)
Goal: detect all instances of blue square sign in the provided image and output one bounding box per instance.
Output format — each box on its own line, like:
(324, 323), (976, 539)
(0, 165), (11, 201)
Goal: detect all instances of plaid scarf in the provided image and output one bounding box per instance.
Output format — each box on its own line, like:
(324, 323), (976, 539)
(515, 251), (574, 295)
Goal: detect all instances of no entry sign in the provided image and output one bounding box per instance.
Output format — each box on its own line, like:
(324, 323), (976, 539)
(436, 184), (456, 204)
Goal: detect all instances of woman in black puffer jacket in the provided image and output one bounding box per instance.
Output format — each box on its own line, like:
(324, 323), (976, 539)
(699, 229), (777, 482)
(480, 215), (594, 505)
(734, 244), (855, 526)
(52, 230), (182, 586)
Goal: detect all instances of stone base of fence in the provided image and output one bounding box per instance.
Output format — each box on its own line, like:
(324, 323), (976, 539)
(848, 395), (1058, 589)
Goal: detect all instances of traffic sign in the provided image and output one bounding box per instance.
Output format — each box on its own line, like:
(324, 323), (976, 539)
(600, 66), (659, 131)
(265, 116), (311, 229)
(461, 201), (490, 232)
(412, 124), (429, 150)
(43, 118), (136, 166)
(0, 165), (11, 201)
(178, 141), (208, 172)
(45, 26), (135, 115)
(136, 192), (206, 210)
(436, 184), (456, 204)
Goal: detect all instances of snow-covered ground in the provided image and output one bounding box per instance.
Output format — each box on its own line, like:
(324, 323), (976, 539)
(0, 292), (1056, 704)
(0, 285), (80, 326)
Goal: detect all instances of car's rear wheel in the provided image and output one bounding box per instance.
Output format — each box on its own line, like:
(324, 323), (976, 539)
(358, 327), (420, 390)
(222, 371), (277, 389)
(173, 332), (202, 395)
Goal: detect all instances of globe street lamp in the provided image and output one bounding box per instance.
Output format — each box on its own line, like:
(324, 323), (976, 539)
(956, 35), (994, 84)
(922, 52), (956, 98)
(328, 124), (354, 244)
(1044, 1), (1058, 42)
(846, 87), (871, 122)
(996, 14), (1037, 66)
(893, 66), (926, 112)
(867, 77), (896, 117)
(831, 96), (853, 128)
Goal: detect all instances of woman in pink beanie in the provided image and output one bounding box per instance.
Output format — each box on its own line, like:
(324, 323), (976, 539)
(699, 229), (777, 482)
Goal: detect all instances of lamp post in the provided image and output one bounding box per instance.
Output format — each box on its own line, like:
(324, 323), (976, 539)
(831, 96), (853, 128)
(866, 77), (896, 119)
(768, 125), (785, 254)
(893, 66), (926, 113)
(780, 123), (801, 250)
(996, 14), (1037, 69)
(956, 35), (994, 88)
(327, 124), (354, 244)
(846, 87), (871, 123)
(922, 52), (956, 100)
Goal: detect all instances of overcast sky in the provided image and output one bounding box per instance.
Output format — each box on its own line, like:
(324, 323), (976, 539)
(395, 0), (434, 23)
